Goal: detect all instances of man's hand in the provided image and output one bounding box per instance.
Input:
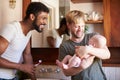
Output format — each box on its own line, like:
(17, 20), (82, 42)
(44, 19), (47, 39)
(18, 64), (36, 76)
(30, 73), (36, 80)
(75, 46), (90, 58)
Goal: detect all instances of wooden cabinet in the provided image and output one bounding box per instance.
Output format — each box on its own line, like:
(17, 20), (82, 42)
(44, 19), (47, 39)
(103, 0), (120, 47)
(22, 0), (31, 19)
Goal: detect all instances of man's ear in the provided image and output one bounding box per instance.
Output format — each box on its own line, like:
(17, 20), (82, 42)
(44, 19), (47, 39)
(30, 14), (35, 21)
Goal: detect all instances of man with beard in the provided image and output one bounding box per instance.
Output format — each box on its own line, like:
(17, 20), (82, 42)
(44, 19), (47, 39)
(56, 10), (110, 80)
(0, 2), (49, 80)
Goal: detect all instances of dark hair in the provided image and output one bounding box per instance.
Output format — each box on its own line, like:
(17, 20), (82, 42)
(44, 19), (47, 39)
(24, 2), (49, 20)
(60, 18), (66, 28)
(60, 18), (69, 36)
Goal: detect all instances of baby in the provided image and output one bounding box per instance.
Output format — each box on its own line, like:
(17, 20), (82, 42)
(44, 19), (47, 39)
(57, 35), (106, 69)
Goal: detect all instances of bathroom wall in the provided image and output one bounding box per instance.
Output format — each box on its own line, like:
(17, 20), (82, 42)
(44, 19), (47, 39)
(0, 0), (22, 28)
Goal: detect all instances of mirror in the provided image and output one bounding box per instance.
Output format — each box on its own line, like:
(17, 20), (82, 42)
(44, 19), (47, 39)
(23, 0), (103, 48)
(25, 0), (70, 48)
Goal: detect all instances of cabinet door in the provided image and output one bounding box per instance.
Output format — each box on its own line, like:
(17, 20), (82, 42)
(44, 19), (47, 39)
(22, 0), (31, 19)
(104, 0), (120, 47)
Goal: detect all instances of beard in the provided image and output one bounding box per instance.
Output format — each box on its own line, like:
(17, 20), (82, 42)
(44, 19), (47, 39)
(73, 31), (85, 38)
(32, 18), (43, 33)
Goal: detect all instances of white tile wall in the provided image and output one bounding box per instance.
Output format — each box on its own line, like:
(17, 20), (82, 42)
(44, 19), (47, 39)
(103, 67), (120, 80)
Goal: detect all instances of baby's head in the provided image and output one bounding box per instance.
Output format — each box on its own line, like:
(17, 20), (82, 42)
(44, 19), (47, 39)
(89, 35), (106, 48)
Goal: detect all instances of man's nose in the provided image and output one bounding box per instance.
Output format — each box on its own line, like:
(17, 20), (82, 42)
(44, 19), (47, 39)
(44, 19), (48, 25)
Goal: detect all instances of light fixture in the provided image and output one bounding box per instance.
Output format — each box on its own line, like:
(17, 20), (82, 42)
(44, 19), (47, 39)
(9, 0), (16, 9)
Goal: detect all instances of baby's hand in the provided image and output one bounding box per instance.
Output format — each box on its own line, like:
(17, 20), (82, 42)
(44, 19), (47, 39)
(88, 44), (93, 47)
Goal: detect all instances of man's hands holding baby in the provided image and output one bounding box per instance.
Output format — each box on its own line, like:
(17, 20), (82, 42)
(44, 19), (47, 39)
(56, 45), (95, 75)
(75, 46), (95, 70)
(75, 46), (91, 58)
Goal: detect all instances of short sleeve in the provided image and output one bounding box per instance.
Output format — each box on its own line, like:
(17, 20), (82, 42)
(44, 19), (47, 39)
(52, 29), (57, 39)
(47, 29), (56, 39)
(58, 44), (68, 61)
(0, 24), (15, 42)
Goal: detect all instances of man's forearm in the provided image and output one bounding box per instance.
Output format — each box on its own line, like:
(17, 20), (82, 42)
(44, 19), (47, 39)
(0, 57), (20, 69)
(23, 53), (33, 64)
(89, 46), (110, 59)
(63, 55), (95, 76)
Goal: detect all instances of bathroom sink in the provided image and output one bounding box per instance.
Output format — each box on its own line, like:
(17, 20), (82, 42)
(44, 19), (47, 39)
(25, 78), (61, 80)
(25, 65), (71, 80)
(37, 79), (60, 80)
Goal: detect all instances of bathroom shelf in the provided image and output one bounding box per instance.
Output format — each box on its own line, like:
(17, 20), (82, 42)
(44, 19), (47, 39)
(71, 0), (102, 3)
(85, 20), (103, 24)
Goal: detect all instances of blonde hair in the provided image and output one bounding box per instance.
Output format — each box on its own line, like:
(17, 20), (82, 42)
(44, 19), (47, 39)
(66, 10), (85, 24)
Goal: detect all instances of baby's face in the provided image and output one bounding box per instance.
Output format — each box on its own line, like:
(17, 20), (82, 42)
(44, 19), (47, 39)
(89, 38), (97, 47)
(89, 36), (105, 48)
